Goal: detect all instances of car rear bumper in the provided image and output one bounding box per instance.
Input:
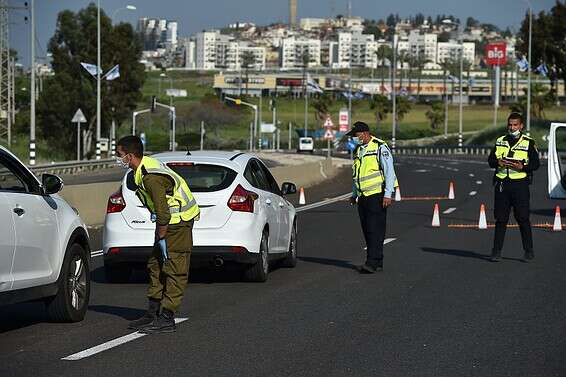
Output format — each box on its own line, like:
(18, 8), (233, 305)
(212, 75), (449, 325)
(104, 246), (258, 268)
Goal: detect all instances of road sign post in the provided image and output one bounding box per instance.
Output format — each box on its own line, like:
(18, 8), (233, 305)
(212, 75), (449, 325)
(323, 116), (336, 158)
(72, 109), (87, 160)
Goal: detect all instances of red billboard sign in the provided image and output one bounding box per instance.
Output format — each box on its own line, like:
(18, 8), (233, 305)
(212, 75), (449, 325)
(485, 43), (507, 66)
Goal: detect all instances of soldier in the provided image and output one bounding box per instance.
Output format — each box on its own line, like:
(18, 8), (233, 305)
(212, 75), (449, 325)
(116, 136), (200, 333)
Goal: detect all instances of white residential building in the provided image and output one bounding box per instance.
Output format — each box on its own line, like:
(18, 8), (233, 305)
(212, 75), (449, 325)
(437, 41), (475, 64)
(299, 18), (327, 31)
(166, 21), (178, 49)
(280, 37), (321, 69)
(337, 32), (378, 68)
(196, 31), (219, 70)
(184, 39), (197, 69)
(195, 31), (266, 71)
(408, 30), (437, 63)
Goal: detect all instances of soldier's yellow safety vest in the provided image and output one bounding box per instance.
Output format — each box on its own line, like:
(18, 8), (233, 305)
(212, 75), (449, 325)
(134, 156), (200, 224)
(494, 134), (532, 180)
(353, 137), (395, 197)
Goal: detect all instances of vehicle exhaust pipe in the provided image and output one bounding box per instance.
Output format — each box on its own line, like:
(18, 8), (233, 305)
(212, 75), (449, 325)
(213, 257), (224, 267)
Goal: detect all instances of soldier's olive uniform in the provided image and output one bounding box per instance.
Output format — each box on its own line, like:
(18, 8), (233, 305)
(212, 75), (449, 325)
(135, 157), (200, 313)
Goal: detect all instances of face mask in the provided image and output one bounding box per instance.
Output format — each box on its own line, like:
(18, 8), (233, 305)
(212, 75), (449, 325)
(351, 137), (360, 145)
(508, 129), (521, 138)
(116, 155), (130, 169)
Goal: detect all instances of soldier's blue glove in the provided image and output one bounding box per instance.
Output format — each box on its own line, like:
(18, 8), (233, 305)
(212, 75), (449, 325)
(156, 238), (168, 261)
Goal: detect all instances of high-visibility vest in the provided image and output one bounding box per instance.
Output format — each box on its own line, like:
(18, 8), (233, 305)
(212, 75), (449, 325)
(353, 136), (389, 197)
(134, 156), (200, 224)
(494, 134), (532, 180)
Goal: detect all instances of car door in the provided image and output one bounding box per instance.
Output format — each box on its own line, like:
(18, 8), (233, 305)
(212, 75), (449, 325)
(257, 160), (290, 253)
(247, 159), (280, 254)
(0, 192), (16, 293)
(0, 152), (60, 290)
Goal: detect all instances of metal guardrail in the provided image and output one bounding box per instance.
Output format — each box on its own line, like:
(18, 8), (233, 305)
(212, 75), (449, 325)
(393, 146), (549, 160)
(28, 159), (116, 176)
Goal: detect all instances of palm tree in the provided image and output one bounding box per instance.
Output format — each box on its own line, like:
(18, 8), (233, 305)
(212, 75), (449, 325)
(369, 94), (392, 128)
(241, 51), (256, 95)
(375, 45), (392, 94)
(398, 51), (408, 90)
(414, 56), (428, 101)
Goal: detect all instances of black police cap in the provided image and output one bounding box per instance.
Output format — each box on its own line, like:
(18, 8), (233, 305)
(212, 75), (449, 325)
(346, 121), (370, 136)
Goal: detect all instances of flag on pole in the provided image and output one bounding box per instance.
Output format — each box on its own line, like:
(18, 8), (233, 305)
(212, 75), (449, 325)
(516, 56), (529, 72)
(306, 74), (323, 93)
(80, 62), (102, 77)
(104, 64), (120, 81)
(535, 63), (548, 77)
(447, 74), (459, 83)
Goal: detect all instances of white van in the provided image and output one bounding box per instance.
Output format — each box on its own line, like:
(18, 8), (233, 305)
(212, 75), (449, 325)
(297, 137), (314, 154)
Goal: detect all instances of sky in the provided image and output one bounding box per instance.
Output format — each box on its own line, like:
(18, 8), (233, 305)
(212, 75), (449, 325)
(7, 0), (557, 67)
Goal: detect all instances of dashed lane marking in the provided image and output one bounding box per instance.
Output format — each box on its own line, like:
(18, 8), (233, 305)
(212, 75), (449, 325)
(296, 193), (351, 212)
(443, 207), (457, 214)
(469, 191), (477, 196)
(476, 181), (483, 185)
(384, 238), (396, 245)
(62, 318), (189, 361)
(469, 173), (475, 177)
(91, 250), (103, 258)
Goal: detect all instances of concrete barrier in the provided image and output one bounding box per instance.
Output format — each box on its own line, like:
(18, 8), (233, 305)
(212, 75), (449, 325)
(59, 157), (342, 226)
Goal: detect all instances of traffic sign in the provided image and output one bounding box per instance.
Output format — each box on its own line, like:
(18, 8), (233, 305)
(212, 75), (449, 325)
(339, 108), (349, 132)
(485, 43), (507, 66)
(323, 116), (334, 128)
(71, 108), (87, 123)
(324, 129), (335, 140)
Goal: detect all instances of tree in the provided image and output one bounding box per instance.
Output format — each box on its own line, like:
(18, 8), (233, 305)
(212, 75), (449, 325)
(186, 94), (243, 137)
(369, 94), (391, 128)
(311, 93), (333, 122)
(509, 84), (555, 119)
(425, 101), (445, 129)
(466, 17), (480, 29)
(375, 45), (392, 93)
(241, 51), (256, 96)
(38, 3), (144, 157)
(394, 96), (412, 122)
(414, 56), (429, 101)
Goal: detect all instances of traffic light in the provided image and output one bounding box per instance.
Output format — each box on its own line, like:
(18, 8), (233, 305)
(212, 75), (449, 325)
(151, 95), (156, 112)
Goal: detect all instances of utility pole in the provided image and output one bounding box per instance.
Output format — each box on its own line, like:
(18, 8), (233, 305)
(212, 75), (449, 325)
(96, 0), (101, 160)
(391, 33), (397, 151)
(0, 0), (9, 146)
(30, 0), (36, 165)
(526, 3), (532, 135)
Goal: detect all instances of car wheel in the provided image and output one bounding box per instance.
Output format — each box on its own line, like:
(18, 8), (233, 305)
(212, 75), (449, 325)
(104, 264), (133, 284)
(45, 243), (90, 322)
(281, 223), (297, 268)
(243, 231), (269, 282)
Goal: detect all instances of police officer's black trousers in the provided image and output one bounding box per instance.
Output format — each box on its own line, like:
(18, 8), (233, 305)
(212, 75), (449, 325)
(357, 193), (387, 268)
(492, 180), (533, 253)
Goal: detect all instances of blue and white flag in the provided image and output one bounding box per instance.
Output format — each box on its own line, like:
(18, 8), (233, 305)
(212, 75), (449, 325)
(80, 62), (102, 77)
(536, 63), (548, 77)
(306, 74), (323, 93)
(104, 64), (120, 81)
(447, 74), (459, 83)
(353, 90), (366, 99)
(341, 91), (354, 100)
(516, 56), (529, 72)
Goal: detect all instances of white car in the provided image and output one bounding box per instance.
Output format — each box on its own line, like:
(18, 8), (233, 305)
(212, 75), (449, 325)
(0, 146), (91, 322)
(297, 137), (314, 154)
(103, 151), (298, 282)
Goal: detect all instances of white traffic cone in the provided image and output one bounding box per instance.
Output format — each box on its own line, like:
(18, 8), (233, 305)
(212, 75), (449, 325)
(448, 181), (455, 200)
(478, 204), (488, 230)
(299, 187), (306, 205)
(395, 186), (402, 202)
(431, 203), (440, 227)
(553, 205), (562, 232)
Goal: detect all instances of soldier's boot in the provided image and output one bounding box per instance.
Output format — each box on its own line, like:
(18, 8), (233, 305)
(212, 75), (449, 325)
(490, 249), (502, 262)
(140, 308), (176, 334)
(128, 299), (160, 330)
(523, 249), (534, 262)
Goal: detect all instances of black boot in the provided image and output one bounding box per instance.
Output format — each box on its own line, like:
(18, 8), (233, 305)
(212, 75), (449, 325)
(140, 309), (176, 334)
(128, 299), (160, 330)
(490, 249), (502, 262)
(523, 249), (534, 262)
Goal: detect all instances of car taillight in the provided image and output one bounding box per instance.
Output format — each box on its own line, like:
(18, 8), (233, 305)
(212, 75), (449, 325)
(227, 184), (258, 213)
(107, 189), (126, 213)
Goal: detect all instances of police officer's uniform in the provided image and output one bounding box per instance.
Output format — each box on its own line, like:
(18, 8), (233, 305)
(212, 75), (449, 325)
(350, 124), (397, 272)
(488, 133), (539, 261)
(129, 155), (200, 332)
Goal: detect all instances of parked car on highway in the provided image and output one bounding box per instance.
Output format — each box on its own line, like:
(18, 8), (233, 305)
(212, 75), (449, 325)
(297, 137), (314, 154)
(0, 146), (91, 322)
(103, 151), (298, 283)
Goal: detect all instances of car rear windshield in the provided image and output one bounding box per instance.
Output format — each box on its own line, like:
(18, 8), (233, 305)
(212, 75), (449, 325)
(168, 163), (237, 192)
(301, 139), (312, 144)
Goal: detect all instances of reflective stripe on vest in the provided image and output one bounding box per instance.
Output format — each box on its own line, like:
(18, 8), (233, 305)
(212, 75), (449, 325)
(134, 156), (200, 224)
(494, 134), (531, 180)
(352, 137), (386, 197)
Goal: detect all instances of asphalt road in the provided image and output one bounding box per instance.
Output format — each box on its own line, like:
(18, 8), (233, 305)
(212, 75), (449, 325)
(1, 155), (565, 377)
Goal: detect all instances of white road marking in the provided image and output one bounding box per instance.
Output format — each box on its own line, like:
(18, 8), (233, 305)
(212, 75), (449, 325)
(476, 180), (483, 185)
(469, 173), (475, 177)
(363, 238), (396, 250)
(469, 191), (477, 196)
(296, 193), (351, 212)
(91, 249), (103, 258)
(452, 168), (459, 171)
(62, 318), (189, 361)
(414, 169), (429, 173)
(443, 207), (457, 214)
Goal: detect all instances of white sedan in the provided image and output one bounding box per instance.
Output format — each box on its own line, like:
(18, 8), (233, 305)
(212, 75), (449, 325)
(102, 151), (298, 282)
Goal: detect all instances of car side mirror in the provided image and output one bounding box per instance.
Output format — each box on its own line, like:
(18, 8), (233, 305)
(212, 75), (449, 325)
(281, 182), (297, 195)
(42, 174), (64, 195)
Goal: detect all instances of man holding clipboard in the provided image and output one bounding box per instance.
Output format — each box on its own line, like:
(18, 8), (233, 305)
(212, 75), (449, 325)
(488, 112), (540, 262)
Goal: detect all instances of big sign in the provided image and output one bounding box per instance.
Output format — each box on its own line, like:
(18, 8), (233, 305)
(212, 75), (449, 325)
(485, 43), (507, 66)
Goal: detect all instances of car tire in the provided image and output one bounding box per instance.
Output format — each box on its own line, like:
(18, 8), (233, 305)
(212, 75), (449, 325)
(104, 264), (133, 284)
(243, 232), (269, 282)
(45, 243), (90, 322)
(281, 223), (297, 268)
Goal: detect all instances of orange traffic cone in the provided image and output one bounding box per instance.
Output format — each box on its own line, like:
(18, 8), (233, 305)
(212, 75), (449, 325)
(448, 181), (455, 200)
(553, 205), (562, 232)
(478, 204), (488, 230)
(395, 186), (401, 202)
(431, 203), (440, 227)
(299, 187), (306, 205)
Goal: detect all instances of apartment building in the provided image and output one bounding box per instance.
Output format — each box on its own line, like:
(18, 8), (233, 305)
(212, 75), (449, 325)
(280, 37), (322, 69)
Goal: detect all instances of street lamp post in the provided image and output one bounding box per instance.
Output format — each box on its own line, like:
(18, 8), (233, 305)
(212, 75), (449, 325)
(526, 1), (532, 135)
(96, 0), (101, 160)
(442, 19), (464, 149)
(29, 0), (35, 165)
(391, 33), (397, 151)
(225, 96), (258, 151)
(111, 4), (136, 23)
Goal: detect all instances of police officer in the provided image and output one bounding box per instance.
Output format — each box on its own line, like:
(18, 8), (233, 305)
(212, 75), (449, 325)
(348, 121), (398, 273)
(116, 136), (200, 333)
(488, 112), (539, 262)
